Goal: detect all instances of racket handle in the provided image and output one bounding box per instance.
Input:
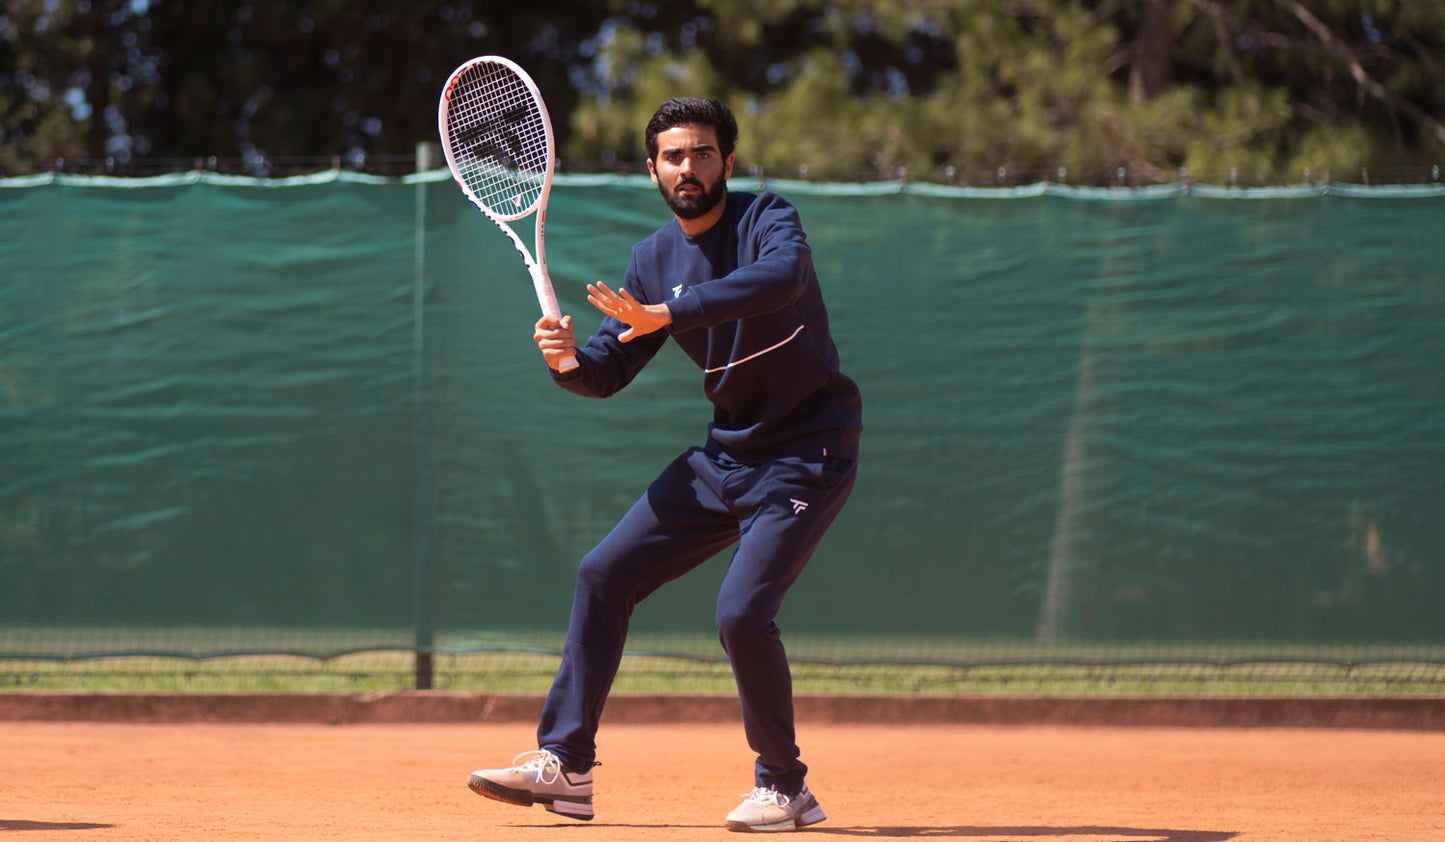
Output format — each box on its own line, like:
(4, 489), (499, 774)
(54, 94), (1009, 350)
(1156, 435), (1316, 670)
(530, 265), (575, 372)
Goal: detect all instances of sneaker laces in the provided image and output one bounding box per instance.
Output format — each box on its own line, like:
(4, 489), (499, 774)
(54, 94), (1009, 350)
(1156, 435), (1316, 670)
(511, 750), (563, 785)
(739, 786), (790, 808)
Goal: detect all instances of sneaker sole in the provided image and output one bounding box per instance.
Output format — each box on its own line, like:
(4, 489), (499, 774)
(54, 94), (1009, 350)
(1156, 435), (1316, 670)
(725, 804), (826, 833)
(467, 774), (594, 821)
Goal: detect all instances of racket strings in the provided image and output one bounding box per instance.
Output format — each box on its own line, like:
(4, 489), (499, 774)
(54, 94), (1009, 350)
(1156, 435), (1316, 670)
(446, 63), (550, 217)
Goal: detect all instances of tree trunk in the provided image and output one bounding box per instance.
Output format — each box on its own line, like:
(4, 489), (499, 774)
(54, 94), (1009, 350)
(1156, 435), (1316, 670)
(1129, 0), (1170, 104)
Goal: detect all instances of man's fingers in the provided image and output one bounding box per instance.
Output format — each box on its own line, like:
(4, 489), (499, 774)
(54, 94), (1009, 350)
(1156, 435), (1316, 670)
(534, 313), (574, 347)
(587, 283), (656, 340)
(588, 281), (635, 322)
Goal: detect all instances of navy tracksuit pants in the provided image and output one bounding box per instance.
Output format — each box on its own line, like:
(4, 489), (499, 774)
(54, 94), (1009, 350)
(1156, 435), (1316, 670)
(537, 443), (857, 795)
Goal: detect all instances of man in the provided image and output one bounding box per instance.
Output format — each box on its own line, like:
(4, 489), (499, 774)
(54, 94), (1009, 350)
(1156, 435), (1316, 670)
(467, 97), (862, 833)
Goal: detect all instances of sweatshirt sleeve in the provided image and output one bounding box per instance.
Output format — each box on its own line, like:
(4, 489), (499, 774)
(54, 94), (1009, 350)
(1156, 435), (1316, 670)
(665, 192), (812, 333)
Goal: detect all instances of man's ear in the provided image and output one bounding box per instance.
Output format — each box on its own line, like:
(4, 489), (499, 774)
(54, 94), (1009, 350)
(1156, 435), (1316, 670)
(724, 154), (735, 180)
(647, 158), (660, 185)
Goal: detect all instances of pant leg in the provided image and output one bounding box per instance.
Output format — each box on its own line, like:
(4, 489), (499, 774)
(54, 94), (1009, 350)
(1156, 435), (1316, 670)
(538, 448), (740, 771)
(715, 456), (857, 794)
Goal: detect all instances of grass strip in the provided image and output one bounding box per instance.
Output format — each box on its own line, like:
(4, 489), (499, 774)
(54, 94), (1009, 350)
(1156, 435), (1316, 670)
(4, 652), (1443, 696)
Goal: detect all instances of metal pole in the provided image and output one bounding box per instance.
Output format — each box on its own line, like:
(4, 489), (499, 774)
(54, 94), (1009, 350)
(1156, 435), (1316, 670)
(412, 141), (440, 689)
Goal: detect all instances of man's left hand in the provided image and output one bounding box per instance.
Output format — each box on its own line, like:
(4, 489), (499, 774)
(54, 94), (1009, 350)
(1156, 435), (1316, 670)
(587, 281), (672, 342)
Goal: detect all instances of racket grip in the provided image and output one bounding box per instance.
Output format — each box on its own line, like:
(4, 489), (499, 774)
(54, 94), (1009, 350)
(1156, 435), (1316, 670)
(557, 354), (579, 372)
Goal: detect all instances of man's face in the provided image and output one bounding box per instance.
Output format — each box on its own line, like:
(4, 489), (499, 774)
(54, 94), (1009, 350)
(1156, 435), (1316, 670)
(648, 124), (734, 221)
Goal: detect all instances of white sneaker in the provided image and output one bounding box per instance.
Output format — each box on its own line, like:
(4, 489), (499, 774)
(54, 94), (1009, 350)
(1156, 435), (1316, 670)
(467, 749), (594, 821)
(725, 784), (826, 832)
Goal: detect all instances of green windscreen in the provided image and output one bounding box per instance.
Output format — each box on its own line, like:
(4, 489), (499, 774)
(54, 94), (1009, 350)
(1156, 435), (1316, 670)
(2, 172), (1442, 669)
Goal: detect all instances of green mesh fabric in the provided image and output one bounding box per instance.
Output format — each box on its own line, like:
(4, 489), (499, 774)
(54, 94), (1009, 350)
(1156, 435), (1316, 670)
(2, 173), (1442, 666)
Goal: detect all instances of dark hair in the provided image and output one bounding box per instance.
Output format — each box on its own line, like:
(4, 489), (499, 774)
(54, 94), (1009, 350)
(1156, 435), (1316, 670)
(644, 97), (738, 162)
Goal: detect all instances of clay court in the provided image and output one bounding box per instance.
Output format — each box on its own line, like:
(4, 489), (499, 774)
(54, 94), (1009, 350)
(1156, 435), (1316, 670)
(4, 697), (1442, 841)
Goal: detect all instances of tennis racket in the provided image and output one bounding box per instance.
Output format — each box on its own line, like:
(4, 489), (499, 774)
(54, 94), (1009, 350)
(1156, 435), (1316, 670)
(438, 55), (577, 372)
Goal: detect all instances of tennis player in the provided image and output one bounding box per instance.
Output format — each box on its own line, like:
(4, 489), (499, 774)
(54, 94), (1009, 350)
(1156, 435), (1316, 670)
(468, 97), (862, 833)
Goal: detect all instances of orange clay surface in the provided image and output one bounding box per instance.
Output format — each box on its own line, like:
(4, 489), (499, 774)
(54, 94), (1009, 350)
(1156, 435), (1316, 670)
(3, 720), (1442, 841)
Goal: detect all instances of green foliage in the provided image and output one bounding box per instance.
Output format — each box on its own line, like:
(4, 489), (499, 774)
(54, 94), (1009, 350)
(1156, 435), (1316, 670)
(557, 0), (1444, 183)
(2, 0), (1442, 182)
(0, 0), (90, 170)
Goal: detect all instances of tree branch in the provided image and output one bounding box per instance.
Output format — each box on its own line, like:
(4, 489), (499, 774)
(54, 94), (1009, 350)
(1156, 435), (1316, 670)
(1278, 0), (1445, 145)
(1184, 0), (1246, 85)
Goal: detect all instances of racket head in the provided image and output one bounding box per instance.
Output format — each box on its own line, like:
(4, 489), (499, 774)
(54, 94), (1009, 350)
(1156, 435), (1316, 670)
(438, 56), (555, 222)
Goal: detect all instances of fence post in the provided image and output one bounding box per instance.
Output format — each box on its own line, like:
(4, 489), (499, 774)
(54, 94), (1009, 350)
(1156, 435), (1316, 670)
(413, 141), (441, 690)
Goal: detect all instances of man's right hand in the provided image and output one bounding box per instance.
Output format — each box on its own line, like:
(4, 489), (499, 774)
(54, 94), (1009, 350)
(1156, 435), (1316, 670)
(534, 314), (577, 372)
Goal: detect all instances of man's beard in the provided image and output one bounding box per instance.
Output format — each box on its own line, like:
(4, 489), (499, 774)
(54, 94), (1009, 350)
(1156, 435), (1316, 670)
(660, 174), (727, 220)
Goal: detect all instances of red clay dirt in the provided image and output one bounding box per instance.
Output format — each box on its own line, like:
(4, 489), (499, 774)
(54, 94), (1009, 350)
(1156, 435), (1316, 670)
(3, 715), (1442, 841)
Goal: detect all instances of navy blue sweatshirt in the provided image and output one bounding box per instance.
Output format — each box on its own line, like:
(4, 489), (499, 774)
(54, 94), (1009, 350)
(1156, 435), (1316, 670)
(551, 190), (862, 463)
